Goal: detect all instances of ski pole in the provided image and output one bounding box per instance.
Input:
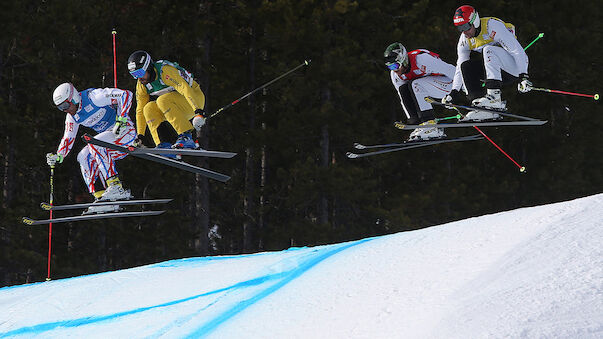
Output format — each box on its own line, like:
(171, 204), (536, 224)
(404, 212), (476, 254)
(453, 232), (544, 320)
(46, 165), (55, 281)
(452, 108), (526, 173)
(435, 114), (461, 122)
(112, 28), (117, 88)
(208, 59), (311, 119)
(524, 32), (544, 50)
(529, 87), (599, 101)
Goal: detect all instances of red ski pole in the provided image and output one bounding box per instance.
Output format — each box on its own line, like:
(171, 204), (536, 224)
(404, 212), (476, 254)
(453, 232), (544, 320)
(112, 28), (117, 88)
(530, 87), (599, 101)
(453, 108), (526, 172)
(46, 165), (55, 281)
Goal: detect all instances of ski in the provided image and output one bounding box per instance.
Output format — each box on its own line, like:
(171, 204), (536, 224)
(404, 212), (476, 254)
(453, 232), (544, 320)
(22, 210), (165, 226)
(394, 120), (546, 130)
(40, 198), (173, 211)
(425, 96), (541, 121)
(130, 147), (237, 158)
(354, 138), (443, 150)
(347, 134), (483, 159)
(82, 134), (231, 183)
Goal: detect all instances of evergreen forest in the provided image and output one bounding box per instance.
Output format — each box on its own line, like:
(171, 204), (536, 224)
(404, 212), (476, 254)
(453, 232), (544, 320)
(1, 0), (601, 286)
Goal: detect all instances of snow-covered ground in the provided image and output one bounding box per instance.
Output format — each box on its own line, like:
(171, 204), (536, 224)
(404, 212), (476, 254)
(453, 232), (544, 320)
(1, 194), (602, 338)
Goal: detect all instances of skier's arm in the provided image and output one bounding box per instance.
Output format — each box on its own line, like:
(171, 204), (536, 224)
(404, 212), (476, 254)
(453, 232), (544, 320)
(160, 65), (205, 112)
(419, 54), (456, 79)
(389, 71), (408, 109)
(490, 19), (529, 75)
(452, 36), (471, 91)
(89, 88), (134, 119)
(135, 81), (150, 136)
(55, 114), (80, 159)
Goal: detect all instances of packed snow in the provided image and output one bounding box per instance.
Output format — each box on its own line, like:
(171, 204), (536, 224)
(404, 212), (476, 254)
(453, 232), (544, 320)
(1, 194), (601, 338)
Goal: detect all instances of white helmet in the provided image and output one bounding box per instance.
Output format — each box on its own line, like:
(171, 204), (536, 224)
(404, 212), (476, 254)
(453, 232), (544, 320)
(53, 83), (81, 111)
(384, 43), (409, 71)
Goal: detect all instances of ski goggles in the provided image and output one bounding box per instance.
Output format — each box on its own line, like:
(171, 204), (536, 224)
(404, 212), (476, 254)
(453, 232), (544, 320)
(456, 22), (473, 32)
(386, 62), (401, 71)
(56, 100), (71, 112)
(129, 68), (147, 79)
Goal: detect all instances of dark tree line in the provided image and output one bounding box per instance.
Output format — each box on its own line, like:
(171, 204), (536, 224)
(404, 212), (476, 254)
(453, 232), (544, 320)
(1, 0), (601, 286)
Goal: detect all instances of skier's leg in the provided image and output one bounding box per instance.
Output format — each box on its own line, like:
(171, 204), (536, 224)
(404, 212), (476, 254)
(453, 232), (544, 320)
(89, 130), (135, 201)
(410, 75), (453, 115)
(460, 58), (486, 101)
(156, 91), (200, 149)
(142, 101), (167, 146)
(77, 147), (101, 196)
(398, 83), (421, 125)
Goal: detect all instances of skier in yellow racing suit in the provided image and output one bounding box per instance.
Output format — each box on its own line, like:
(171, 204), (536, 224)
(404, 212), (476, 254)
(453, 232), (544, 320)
(127, 50), (207, 150)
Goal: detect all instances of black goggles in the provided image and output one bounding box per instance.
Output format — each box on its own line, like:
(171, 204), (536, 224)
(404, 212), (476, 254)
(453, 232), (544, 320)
(56, 100), (71, 111)
(456, 22), (473, 32)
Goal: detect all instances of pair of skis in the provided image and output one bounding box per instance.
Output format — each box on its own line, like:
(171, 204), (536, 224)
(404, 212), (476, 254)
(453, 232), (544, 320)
(82, 134), (236, 183)
(394, 98), (547, 130)
(349, 97), (547, 158)
(23, 135), (238, 225)
(22, 199), (172, 225)
(347, 134), (483, 158)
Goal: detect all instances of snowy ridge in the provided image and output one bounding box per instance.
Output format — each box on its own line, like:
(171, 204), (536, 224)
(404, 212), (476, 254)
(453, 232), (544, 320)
(1, 194), (601, 338)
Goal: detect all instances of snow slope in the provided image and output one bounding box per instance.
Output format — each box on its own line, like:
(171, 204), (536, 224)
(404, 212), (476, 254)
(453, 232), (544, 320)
(1, 194), (601, 338)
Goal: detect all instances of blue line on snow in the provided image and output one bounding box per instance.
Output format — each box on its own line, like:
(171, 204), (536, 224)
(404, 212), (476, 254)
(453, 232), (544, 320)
(187, 238), (373, 338)
(1, 239), (373, 338)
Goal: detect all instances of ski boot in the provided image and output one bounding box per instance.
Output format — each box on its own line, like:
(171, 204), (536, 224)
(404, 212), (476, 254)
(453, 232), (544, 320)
(407, 120), (446, 142)
(172, 132), (197, 149)
(157, 142), (180, 159)
(82, 201), (121, 215)
(463, 89), (505, 122)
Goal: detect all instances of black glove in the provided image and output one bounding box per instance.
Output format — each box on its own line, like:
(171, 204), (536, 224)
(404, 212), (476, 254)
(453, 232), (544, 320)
(133, 134), (145, 148)
(442, 89), (462, 106)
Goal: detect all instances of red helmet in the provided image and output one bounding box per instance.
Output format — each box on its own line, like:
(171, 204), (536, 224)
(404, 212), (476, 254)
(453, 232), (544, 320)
(453, 5), (480, 32)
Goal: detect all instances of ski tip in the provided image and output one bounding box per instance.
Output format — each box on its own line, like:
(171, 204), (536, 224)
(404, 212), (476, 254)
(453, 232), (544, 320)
(353, 143), (366, 150)
(393, 122), (406, 129)
(40, 202), (52, 211)
(22, 217), (35, 226)
(346, 152), (359, 159)
(304, 59), (311, 65)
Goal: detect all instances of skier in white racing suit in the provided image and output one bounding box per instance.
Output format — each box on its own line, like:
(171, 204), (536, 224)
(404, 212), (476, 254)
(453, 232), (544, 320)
(46, 83), (137, 214)
(384, 42), (456, 141)
(442, 5), (533, 121)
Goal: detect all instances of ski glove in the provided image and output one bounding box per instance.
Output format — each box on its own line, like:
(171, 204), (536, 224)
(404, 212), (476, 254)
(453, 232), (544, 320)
(517, 74), (532, 93)
(442, 89), (462, 107)
(46, 153), (63, 167)
(112, 116), (128, 137)
(192, 109), (206, 130)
